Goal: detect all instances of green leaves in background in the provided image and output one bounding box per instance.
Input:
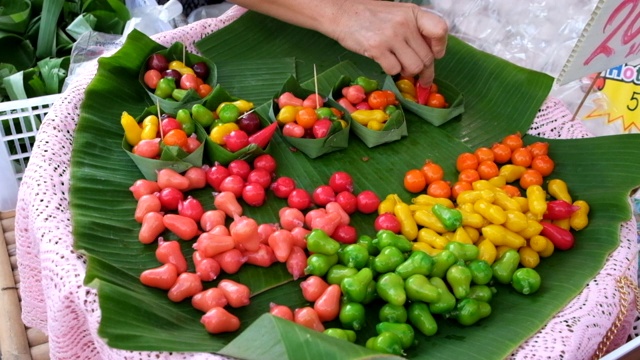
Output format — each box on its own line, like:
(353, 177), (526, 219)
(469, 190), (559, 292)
(36, 0), (64, 58)
(0, 0), (32, 33)
(36, 56), (70, 94)
(0, 63), (18, 99)
(65, 13), (97, 40)
(0, 30), (34, 71)
(69, 10), (640, 360)
(2, 56), (70, 100)
(82, 0), (130, 34)
(0, 0), (130, 102)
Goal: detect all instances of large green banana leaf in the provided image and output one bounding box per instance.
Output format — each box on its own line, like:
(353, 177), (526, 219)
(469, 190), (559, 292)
(70, 11), (640, 360)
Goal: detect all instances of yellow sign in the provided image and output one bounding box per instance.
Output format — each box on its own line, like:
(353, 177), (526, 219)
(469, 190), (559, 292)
(584, 64), (640, 133)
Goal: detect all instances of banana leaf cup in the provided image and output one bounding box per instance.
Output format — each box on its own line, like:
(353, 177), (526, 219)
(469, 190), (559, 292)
(331, 76), (407, 148)
(122, 104), (205, 180)
(139, 40), (217, 115)
(384, 76), (465, 126)
(268, 75), (350, 159)
(195, 84), (274, 166)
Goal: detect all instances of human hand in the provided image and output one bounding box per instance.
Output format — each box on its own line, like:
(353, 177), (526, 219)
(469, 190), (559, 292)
(326, 0), (448, 87)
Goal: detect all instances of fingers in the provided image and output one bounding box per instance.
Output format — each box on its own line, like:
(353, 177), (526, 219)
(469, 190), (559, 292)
(417, 62), (435, 88)
(388, 6), (447, 84)
(335, 2), (449, 85)
(371, 45), (433, 87)
(395, 46), (429, 79)
(402, 30), (434, 71)
(400, 31), (435, 85)
(417, 9), (449, 59)
(365, 49), (402, 80)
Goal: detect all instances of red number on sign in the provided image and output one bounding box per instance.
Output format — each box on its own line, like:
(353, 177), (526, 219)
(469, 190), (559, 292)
(584, 0), (640, 65)
(628, 42), (640, 57)
(623, 7), (640, 42)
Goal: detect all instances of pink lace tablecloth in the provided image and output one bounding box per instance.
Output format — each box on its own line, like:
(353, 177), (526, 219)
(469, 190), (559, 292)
(14, 6), (639, 360)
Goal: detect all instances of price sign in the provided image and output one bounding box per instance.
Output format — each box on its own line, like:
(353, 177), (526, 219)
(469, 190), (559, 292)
(582, 63), (640, 133)
(557, 0), (640, 85)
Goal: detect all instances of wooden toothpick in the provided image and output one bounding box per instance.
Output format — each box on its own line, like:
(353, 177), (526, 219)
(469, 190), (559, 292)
(156, 100), (164, 140)
(571, 73), (600, 122)
(314, 64), (319, 109)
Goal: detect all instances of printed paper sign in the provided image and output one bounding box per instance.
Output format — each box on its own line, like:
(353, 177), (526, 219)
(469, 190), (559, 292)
(558, 0), (640, 85)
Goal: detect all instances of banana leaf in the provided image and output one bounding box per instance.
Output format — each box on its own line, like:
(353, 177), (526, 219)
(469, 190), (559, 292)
(214, 57), (297, 105)
(70, 10), (640, 360)
(122, 136), (205, 181)
(0, 0), (131, 104)
(0, 0), (31, 34)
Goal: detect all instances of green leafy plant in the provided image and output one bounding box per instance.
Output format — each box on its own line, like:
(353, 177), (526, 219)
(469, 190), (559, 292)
(0, 0), (130, 102)
(69, 12), (640, 360)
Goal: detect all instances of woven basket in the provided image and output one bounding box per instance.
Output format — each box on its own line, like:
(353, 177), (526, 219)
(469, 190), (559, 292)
(0, 210), (50, 360)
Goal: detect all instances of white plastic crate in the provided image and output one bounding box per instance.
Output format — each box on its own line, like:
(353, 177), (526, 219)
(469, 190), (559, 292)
(0, 94), (60, 211)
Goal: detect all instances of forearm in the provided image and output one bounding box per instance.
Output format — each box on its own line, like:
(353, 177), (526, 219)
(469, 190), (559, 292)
(228, 0), (353, 39)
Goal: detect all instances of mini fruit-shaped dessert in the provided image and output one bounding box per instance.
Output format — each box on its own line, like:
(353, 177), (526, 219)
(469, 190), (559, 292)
(386, 73), (464, 127)
(330, 73), (406, 148)
(121, 110), (202, 160)
(140, 42), (216, 115)
(394, 76), (449, 108)
(205, 98), (277, 154)
(335, 76), (400, 131)
(275, 92), (346, 140)
(143, 53), (213, 101)
(270, 75), (350, 158)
